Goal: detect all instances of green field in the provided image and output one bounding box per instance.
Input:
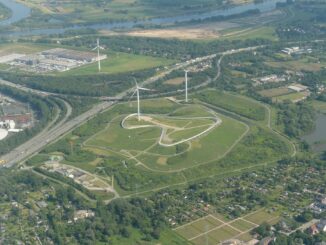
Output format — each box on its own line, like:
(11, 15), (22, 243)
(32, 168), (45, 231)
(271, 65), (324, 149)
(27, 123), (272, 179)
(40, 94), (292, 195)
(244, 209), (277, 225)
(0, 43), (55, 54)
(175, 209), (278, 244)
(195, 90), (267, 121)
(63, 52), (175, 75)
(85, 102), (246, 171)
(273, 91), (308, 103)
(0, 43), (175, 75)
(259, 87), (292, 98)
(222, 26), (278, 41)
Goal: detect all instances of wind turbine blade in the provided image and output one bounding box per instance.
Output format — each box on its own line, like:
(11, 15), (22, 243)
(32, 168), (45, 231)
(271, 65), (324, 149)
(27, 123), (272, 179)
(99, 46), (105, 50)
(92, 47), (98, 51)
(127, 89), (137, 102)
(138, 87), (151, 91)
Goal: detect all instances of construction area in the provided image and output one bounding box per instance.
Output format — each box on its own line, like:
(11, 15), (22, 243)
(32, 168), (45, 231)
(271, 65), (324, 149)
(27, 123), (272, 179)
(41, 162), (116, 195)
(0, 48), (107, 73)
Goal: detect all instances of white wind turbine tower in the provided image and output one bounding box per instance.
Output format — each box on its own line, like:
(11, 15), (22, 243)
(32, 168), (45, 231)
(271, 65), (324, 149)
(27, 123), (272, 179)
(130, 82), (151, 121)
(184, 70), (189, 102)
(92, 38), (104, 72)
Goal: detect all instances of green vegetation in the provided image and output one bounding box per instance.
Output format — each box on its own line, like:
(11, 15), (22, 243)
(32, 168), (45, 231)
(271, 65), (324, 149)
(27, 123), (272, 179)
(276, 102), (316, 138)
(84, 101), (247, 173)
(0, 69), (152, 96)
(266, 57), (326, 72)
(273, 91), (308, 103)
(37, 95), (292, 198)
(2, 2), (326, 244)
(62, 52), (175, 75)
(223, 26), (279, 41)
(311, 100), (326, 114)
(0, 42), (54, 54)
(195, 90), (267, 121)
(16, 0), (253, 28)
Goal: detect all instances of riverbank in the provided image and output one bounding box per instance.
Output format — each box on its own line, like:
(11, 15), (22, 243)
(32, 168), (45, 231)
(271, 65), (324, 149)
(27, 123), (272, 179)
(1, 0), (286, 38)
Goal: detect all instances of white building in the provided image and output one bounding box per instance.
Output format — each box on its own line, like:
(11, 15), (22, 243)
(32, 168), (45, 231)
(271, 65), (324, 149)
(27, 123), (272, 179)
(0, 128), (8, 141)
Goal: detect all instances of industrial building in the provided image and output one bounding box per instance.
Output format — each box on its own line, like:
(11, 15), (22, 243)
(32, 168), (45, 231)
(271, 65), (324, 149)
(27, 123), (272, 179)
(1, 47), (107, 73)
(42, 48), (106, 62)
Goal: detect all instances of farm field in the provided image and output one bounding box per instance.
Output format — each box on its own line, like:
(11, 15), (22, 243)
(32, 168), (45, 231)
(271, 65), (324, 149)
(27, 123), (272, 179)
(174, 209), (279, 244)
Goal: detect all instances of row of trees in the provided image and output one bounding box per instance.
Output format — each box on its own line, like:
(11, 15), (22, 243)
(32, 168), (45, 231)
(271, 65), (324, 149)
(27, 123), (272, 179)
(0, 69), (154, 96)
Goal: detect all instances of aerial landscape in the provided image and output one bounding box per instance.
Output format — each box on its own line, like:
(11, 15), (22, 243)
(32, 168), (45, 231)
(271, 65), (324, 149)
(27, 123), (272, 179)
(0, 0), (325, 244)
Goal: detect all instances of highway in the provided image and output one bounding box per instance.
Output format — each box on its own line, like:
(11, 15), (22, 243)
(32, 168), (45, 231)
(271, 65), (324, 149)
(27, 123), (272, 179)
(1, 100), (113, 167)
(0, 45), (262, 168)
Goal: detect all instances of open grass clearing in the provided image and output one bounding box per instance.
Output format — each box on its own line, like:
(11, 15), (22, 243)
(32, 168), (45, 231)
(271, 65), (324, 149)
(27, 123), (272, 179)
(222, 26), (278, 41)
(62, 52), (175, 75)
(195, 90), (267, 121)
(0, 43), (56, 55)
(243, 209), (275, 225)
(207, 225), (239, 243)
(229, 219), (257, 232)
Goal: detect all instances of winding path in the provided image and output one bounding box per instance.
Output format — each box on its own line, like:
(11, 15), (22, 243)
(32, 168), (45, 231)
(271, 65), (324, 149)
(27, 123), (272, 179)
(121, 113), (221, 147)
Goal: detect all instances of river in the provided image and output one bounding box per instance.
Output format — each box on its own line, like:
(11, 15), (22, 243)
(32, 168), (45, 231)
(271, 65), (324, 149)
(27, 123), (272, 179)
(0, 0), (30, 26)
(303, 113), (326, 152)
(0, 0), (286, 37)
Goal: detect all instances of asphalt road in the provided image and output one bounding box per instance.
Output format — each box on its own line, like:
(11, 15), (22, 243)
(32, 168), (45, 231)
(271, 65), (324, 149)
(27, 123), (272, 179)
(0, 45), (262, 168)
(1, 100), (112, 167)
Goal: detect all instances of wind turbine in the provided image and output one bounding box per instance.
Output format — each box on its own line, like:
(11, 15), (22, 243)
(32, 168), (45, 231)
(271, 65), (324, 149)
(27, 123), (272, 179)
(184, 70), (189, 102)
(92, 38), (104, 72)
(130, 82), (151, 121)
